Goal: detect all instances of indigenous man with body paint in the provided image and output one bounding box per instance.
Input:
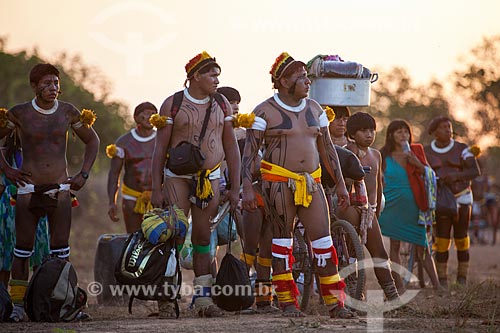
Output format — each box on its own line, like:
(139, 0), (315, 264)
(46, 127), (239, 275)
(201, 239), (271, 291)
(241, 52), (355, 318)
(325, 111), (400, 300)
(0, 132), (50, 288)
(107, 102), (158, 233)
(0, 63), (100, 321)
(424, 116), (480, 287)
(151, 52), (240, 318)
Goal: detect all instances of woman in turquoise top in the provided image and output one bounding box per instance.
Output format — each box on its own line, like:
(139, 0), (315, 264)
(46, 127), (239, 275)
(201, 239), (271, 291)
(379, 157), (427, 246)
(378, 120), (441, 291)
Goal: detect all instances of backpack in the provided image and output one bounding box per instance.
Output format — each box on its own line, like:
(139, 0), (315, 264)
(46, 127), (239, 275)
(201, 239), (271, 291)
(214, 213), (254, 311)
(24, 257), (87, 322)
(114, 230), (182, 317)
(0, 282), (13, 322)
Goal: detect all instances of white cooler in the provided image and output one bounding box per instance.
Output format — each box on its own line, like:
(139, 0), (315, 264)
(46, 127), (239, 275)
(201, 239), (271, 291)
(309, 74), (378, 107)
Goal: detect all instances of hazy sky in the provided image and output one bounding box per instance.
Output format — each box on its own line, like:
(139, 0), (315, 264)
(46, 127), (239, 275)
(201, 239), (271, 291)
(1, 0), (500, 115)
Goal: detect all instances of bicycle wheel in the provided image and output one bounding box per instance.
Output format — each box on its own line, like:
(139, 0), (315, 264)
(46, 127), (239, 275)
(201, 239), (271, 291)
(331, 219), (365, 300)
(292, 223), (314, 311)
(414, 245), (431, 288)
(417, 256), (426, 288)
(399, 242), (417, 287)
(420, 226), (435, 288)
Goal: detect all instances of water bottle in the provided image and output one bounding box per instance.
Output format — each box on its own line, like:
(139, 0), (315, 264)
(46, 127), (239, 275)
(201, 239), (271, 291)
(402, 141), (411, 153)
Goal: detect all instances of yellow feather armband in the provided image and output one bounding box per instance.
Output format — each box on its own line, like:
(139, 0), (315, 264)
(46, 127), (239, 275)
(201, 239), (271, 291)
(80, 109), (97, 128)
(324, 106), (336, 122)
(0, 108), (8, 128)
(149, 114), (167, 129)
(106, 144), (125, 159)
(106, 144), (117, 158)
(469, 145), (481, 157)
(233, 113), (255, 128)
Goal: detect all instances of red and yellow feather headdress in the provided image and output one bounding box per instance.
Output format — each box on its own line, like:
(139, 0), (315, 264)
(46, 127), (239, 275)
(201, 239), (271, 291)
(185, 51), (219, 78)
(270, 52), (304, 82)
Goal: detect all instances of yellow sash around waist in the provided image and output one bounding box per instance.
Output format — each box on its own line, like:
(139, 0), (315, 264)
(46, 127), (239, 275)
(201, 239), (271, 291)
(122, 184), (153, 214)
(260, 160), (321, 208)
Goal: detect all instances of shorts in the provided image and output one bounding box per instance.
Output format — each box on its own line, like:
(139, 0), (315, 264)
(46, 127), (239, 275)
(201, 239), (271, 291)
(485, 193), (498, 208)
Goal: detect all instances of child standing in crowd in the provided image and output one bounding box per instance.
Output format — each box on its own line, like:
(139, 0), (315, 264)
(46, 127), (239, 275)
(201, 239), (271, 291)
(340, 112), (399, 300)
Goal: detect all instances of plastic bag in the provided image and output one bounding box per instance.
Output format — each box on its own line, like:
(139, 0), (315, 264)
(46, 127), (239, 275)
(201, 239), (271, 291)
(217, 213), (238, 245)
(179, 222), (218, 270)
(179, 223), (194, 270)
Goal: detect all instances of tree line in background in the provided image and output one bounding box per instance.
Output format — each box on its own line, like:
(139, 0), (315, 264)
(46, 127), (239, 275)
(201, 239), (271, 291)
(0, 37), (131, 176)
(1, 35), (499, 183)
(367, 35), (500, 149)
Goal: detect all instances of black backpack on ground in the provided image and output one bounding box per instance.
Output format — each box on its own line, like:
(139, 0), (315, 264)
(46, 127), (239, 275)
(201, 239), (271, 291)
(0, 282), (13, 322)
(24, 257), (87, 322)
(114, 230), (182, 317)
(214, 213), (255, 311)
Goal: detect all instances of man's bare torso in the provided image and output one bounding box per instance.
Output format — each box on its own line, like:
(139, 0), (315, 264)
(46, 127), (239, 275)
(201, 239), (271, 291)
(424, 141), (471, 194)
(117, 131), (155, 191)
(167, 97), (226, 170)
(9, 101), (78, 184)
(255, 98), (323, 173)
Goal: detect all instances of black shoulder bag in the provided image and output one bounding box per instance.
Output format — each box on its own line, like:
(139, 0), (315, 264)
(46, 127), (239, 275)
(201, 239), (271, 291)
(436, 180), (458, 218)
(166, 93), (212, 175)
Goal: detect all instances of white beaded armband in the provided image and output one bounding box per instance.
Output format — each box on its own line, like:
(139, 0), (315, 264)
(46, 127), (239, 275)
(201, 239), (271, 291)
(71, 121), (83, 129)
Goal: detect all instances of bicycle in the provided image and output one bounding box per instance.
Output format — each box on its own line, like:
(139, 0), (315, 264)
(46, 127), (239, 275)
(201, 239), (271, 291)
(291, 214), (366, 311)
(325, 184), (366, 301)
(330, 218), (366, 300)
(399, 225), (434, 289)
(399, 242), (423, 288)
(291, 162), (371, 309)
(292, 221), (315, 311)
